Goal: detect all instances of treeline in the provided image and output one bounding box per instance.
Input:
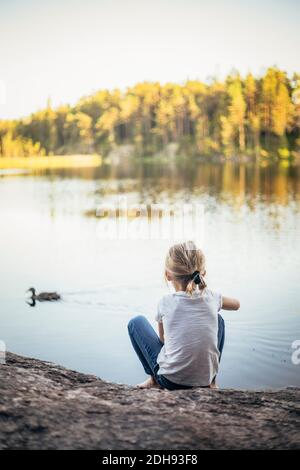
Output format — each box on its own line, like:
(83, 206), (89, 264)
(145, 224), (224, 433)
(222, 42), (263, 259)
(0, 68), (299, 158)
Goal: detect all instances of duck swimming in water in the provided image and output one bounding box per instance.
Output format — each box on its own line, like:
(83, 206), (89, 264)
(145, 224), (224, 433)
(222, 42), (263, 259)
(27, 287), (61, 302)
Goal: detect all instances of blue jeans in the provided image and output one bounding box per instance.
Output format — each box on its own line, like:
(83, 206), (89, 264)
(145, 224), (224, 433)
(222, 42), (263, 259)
(128, 314), (225, 391)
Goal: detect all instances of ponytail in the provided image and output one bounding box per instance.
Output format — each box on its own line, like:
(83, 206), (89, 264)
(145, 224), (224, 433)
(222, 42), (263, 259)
(185, 270), (207, 295)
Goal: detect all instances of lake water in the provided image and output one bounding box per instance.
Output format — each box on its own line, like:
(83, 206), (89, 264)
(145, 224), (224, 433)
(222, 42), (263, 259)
(1, 157), (300, 389)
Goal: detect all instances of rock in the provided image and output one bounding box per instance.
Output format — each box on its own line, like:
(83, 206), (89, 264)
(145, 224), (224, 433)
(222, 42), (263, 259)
(0, 352), (299, 449)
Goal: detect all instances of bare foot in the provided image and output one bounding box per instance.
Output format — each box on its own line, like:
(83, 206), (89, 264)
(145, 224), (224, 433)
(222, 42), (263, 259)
(136, 376), (161, 389)
(210, 381), (219, 389)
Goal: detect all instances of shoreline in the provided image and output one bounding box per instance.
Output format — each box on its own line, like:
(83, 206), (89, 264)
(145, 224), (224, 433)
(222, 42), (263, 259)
(0, 352), (299, 449)
(0, 151), (299, 172)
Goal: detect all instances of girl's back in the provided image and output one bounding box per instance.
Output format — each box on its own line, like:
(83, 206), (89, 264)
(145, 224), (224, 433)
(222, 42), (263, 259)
(128, 240), (239, 390)
(156, 289), (222, 387)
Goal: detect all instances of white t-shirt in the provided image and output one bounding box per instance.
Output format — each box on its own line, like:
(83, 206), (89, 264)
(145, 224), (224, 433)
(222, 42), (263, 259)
(155, 289), (222, 387)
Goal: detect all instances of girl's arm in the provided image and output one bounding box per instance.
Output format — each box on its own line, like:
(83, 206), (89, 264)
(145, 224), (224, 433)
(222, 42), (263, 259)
(158, 321), (165, 343)
(222, 296), (240, 311)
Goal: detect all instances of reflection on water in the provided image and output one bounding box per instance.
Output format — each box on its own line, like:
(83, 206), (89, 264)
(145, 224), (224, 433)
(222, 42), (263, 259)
(0, 157), (300, 389)
(30, 157), (300, 201)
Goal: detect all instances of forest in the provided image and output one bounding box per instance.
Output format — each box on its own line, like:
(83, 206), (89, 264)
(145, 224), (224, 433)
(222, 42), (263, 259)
(0, 68), (299, 158)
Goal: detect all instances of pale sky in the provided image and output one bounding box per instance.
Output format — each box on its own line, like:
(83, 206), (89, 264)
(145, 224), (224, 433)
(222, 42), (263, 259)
(0, 0), (299, 119)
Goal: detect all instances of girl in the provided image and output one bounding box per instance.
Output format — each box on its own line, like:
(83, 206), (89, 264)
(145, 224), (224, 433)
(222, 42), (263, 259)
(128, 241), (240, 390)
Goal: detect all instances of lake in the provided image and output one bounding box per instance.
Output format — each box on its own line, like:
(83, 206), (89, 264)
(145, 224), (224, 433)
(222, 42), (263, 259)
(1, 156), (300, 389)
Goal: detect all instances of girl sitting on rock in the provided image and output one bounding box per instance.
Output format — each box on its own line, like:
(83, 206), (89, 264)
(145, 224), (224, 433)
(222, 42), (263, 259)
(128, 240), (240, 390)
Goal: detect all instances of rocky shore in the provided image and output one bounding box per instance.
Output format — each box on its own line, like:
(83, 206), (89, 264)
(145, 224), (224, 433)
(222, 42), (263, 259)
(0, 352), (299, 449)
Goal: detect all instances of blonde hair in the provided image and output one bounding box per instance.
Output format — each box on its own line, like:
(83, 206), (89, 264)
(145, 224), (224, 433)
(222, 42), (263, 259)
(165, 241), (207, 295)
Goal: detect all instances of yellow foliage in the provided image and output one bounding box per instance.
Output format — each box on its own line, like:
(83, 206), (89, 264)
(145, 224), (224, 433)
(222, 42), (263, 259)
(0, 154), (101, 170)
(278, 148), (290, 159)
(0, 68), (299, 158)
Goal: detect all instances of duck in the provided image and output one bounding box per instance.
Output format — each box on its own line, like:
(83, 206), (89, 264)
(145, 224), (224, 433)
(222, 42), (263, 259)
(27, 287), (61, 301)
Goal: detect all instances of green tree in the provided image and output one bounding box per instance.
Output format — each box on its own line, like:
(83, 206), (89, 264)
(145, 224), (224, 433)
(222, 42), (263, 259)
(1, 69), (299, 158)
(225, 75), (246, 151)
(245, 73), (260, 149)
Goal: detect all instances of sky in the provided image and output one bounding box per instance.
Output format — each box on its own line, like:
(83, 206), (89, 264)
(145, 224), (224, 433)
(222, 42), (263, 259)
(0, 0), (299, 119)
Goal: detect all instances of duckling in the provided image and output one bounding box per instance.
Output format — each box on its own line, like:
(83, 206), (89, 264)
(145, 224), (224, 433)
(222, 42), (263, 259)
(27, 287), (61, 301)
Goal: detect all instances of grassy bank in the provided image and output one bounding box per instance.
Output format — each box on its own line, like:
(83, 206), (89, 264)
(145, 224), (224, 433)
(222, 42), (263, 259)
(0, 154), (102, 170)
